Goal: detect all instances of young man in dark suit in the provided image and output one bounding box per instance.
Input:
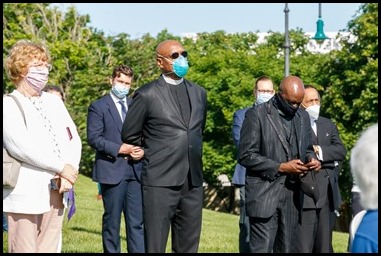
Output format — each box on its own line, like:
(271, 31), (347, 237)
(294, 85), (347, 253)
(87, 65), (145, 253)
(121, 39), (207, 253)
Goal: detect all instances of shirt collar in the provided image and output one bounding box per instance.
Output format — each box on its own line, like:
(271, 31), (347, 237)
(162, 74), (183, 85)
(109, 91), (126, 103)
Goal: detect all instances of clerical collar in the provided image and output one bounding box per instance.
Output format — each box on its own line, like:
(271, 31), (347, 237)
(162, 74), (183, 85)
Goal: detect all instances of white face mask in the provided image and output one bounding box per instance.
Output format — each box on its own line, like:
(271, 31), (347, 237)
(256, 92), (273, 105)
(305, 104), (320, 121)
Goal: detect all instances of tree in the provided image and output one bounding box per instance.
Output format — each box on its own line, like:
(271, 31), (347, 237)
(3, 3), (114, 175)
(317, 3), (378, 203)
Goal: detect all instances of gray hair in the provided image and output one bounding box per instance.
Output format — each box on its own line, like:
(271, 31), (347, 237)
(350, 123), (378, 210)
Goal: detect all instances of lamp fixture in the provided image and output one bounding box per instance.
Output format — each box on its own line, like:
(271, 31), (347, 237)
(312, 3), (329, 43)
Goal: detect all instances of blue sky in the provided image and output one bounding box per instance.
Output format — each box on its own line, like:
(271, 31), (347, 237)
(55, 3), (362, 39)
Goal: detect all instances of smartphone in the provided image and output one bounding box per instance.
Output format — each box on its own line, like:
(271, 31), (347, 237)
(50, 178), (60, 191)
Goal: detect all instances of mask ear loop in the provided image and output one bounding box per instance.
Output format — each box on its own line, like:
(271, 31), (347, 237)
(157, 53), (175, 77)
(157, 53), (174, 64)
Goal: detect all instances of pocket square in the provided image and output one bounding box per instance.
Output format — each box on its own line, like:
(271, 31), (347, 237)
(326, 133), (329, 136)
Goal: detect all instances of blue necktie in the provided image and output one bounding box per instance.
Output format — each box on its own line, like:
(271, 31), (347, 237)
(119, 100), (127, 121)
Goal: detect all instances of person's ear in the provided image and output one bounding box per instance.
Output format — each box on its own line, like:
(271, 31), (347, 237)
(157, 57), (165, 69)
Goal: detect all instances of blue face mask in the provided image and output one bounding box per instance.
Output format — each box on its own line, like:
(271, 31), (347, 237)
(172, 56), (189, 78)
(256, 92), (274, 105)
(111, 83), (129, 99)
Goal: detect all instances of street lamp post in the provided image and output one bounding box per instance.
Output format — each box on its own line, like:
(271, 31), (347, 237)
(284, 3), (329, 77)
(284, 3), (290, 77)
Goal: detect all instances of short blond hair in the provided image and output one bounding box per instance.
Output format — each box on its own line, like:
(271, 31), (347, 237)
(5, 39), (50, 84)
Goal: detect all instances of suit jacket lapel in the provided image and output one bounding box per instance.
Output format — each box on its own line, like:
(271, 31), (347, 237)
(126, 97), (132, 107)
(315, 118), (325, 144)
(184, 80), (196, 127)
(267, 105), (291, 160)
(294, 112), (303, 156)
(105, 94), (123, 132)
(312, 128), (318, 144)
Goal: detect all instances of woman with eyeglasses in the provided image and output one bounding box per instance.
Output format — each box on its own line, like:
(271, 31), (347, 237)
(3, 39), (82, 253)
(121, 39), (207, 253)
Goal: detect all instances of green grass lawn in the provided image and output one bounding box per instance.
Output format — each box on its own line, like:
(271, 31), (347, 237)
(3, 174), (349, 253)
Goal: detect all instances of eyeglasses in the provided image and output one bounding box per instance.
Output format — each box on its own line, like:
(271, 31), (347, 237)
(30, 63), (52, 72)
(157, 51), (188, 60)
(257, 89), (274, 94)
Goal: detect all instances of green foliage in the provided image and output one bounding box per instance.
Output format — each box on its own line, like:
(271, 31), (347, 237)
(315, 3), (378, 200)
(3, 3), (113, 176)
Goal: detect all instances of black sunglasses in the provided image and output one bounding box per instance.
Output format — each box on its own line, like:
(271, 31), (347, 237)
(157, 51), (188, 60)
(170, 51), (188, 59)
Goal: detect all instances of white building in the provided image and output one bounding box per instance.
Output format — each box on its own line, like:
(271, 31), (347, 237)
(181, 31), (356, 54)
(304, 31), (355, 54)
